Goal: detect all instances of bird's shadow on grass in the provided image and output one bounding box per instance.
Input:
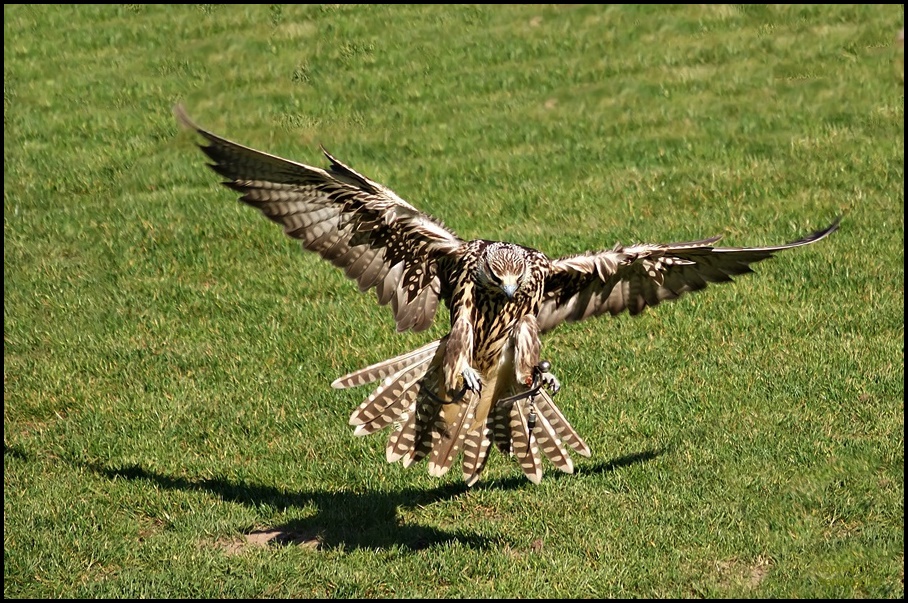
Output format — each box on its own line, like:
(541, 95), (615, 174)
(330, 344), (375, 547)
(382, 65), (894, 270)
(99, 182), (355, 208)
(89, 461), (488, 552)
(6, 443), (663, 553)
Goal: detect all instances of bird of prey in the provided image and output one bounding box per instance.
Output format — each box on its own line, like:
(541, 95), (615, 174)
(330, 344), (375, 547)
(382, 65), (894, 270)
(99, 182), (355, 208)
(175, 105), (839, 486)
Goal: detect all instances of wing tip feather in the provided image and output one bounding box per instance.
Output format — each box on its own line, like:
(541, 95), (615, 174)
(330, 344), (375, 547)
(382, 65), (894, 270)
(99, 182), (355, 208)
(173, 103), (195, 131)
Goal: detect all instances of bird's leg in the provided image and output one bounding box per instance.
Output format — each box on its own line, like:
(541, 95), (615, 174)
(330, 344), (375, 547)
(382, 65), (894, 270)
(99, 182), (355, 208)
(424, 366), (476, 405)
(521, 360), (559, 393)
(532, 360), (560, 395)
(443, 312), (479, 397)
(498, 359), (560, 405)
(513, 315), (545, 389)
(430, 365), (479, 404)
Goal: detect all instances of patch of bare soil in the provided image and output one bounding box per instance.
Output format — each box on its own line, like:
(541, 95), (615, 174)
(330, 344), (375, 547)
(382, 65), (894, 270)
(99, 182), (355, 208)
(211, 528), (323, 555)
(716, 555), (773, 591)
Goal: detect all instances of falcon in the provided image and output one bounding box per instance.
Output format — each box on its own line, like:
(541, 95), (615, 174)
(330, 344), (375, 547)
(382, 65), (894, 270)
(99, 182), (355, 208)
(175, 105), (839, 485)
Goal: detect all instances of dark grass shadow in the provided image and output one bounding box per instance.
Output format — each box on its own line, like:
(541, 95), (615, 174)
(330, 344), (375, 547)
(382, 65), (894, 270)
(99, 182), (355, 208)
(7, 442), (664, 552)
(4, 442), (30, 461)
(86, 461), (485, 552)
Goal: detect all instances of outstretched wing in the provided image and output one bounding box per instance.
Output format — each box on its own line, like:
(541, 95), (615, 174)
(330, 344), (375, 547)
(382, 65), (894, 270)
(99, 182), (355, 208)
(175, 105), (464, 332)
(536, 218), (840, 334)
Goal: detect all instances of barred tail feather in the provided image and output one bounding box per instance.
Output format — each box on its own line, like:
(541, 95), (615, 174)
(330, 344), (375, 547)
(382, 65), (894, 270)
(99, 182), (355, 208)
(399, 394), (440, 468)
(332, 339), (442, 389)
(490, 400), (514, 456)
(536, 388), (591, 458)
(387, 384), (442, 465)
(351, 374), (423, 437)
(531, 397), (574, 474)
(349, 356), (433, 433)
(427, 393), (480, 478)
(509, 398), (543, 484)
(385, 395), (427, 464)
(462, 426), (494, 486)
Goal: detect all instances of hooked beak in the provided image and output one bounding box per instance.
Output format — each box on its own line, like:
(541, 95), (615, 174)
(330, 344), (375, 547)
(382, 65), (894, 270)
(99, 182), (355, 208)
(501, 283), (518, 300)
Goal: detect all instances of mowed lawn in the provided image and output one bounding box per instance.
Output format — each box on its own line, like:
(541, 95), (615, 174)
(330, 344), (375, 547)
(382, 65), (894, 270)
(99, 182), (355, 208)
(4, 4), (903, 598)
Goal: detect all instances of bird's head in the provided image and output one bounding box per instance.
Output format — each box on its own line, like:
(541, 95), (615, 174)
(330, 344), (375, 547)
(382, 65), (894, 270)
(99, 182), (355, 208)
(475, 242), (528, 301)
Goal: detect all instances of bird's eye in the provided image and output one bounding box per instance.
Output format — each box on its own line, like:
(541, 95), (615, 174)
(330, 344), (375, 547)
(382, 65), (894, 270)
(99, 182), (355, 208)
(484, 262), (501, 284)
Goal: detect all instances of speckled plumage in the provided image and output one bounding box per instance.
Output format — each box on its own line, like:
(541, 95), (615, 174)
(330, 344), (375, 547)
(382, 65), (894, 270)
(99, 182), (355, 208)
(176, 105), (840, 485)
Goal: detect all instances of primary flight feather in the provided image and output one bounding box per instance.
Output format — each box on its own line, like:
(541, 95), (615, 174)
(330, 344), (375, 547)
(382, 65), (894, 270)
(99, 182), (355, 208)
(175, 105), (839, 485)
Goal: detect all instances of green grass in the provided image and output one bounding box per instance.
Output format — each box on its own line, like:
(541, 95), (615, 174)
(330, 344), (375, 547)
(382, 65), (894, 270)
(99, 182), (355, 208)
(4, 4), (903, 598)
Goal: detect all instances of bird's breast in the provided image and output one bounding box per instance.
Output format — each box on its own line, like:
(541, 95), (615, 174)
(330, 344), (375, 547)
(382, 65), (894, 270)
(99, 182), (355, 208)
(470, 294), (532, 373)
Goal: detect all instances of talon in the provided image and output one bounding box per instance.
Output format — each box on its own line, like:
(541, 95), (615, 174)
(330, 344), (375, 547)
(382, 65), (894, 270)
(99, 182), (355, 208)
(533, 360), (560, 395)
(462, 366), (482, 393)
(541, 372), (561, 394)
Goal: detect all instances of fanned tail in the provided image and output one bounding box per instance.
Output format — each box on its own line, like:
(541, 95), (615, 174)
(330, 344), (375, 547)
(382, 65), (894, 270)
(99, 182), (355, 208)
(341, 340), (590, 485)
